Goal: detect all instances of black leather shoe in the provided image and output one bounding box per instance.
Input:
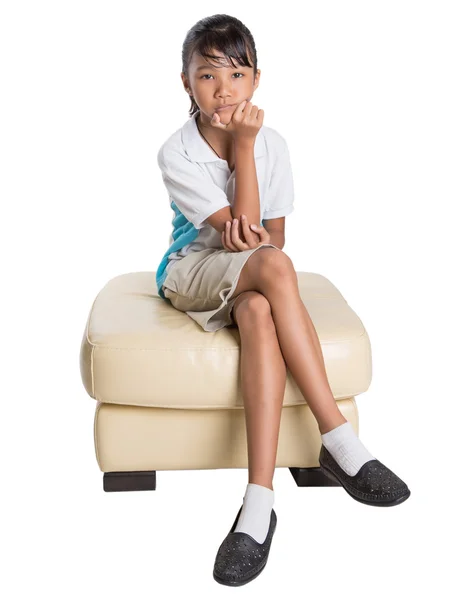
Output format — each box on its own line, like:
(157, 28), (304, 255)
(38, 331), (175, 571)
(319, 444), (411, 507)
(213, 505), (277, 586)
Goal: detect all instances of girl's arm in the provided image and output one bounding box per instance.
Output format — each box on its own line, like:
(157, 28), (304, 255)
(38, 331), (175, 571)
(267, 231), (285, 250)
(210, 100), (264, 243)
(232, 138), (261, 239)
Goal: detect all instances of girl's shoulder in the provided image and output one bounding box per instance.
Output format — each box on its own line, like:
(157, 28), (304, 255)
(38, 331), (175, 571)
(261, 125), (290, 163)
(157, 125), (190, 169)
(261, 125), (287, 154)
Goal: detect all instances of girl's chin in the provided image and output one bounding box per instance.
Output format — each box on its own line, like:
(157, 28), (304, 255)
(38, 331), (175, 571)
(214, 108), (232, 115)
(201, 109), (232, 124)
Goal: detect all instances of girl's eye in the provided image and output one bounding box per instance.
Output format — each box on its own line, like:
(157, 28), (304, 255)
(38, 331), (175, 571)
(201, 73), (244, 80)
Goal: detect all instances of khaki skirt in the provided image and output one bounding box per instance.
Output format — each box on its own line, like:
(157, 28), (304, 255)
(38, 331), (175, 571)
(162, 243), (281, 332)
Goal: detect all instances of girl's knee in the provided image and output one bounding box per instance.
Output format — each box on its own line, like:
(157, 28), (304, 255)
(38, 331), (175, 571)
(232, 291), (272, 326)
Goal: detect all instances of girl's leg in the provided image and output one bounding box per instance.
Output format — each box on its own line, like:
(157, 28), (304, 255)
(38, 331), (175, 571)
(226, 249), (409, 510)
(231, 249), (346, 435)
(212, 292), (283, 582)
(231, 291), (287, 490)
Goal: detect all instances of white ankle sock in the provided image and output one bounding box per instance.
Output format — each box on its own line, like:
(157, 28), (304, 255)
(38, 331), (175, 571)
(233, 483), (274, 544)
(321, 421), (375, 476)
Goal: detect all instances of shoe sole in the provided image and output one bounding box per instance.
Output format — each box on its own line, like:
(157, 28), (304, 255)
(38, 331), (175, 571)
(213, 520), (277, 587)
(320, 461), (411, 507)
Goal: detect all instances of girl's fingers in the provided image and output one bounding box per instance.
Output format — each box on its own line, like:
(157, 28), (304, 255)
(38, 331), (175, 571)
(222, 230), (233, 252)
(223, 223), (231, 251)
(211, 111), (226, 130)
(225, 221), (237, 252)
(230, 219), (240, 245)
(250, 223), (271, 246)
(231, 219), (249, 250)
(240, 214), (258, 246)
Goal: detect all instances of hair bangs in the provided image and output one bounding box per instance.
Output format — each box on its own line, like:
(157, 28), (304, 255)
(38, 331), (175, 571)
(194, 31), (254, 70)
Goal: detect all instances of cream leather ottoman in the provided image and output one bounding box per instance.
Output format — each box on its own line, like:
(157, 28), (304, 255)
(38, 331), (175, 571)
(79, 271), (372, 492)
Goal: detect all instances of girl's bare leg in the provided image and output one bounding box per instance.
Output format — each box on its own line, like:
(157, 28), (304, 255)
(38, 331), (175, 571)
(231, 292), (287, 491)
(232, 251), (347, 435)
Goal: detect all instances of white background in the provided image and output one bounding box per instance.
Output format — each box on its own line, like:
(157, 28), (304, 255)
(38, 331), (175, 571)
(2, 1), (469, 597)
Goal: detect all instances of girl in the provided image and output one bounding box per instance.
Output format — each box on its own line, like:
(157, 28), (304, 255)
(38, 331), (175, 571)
(156, 14), (410, 587)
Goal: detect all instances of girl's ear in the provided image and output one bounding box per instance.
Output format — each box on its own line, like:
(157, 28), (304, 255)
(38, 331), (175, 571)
(181, 73), (190, 93)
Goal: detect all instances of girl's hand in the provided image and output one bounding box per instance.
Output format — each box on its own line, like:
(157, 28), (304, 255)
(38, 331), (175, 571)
(210, 100), (264, 144)
(221, 215), (271, 252)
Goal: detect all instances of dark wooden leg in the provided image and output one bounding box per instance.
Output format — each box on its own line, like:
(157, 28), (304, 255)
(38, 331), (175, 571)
(289, 466), (341, 487)
(103, 470), (156, 492)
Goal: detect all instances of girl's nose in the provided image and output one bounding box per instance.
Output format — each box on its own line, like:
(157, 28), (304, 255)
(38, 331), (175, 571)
(216, 81), (232, 94)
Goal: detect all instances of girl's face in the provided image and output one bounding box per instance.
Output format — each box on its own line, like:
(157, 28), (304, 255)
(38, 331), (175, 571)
(182, 50), (260, 124)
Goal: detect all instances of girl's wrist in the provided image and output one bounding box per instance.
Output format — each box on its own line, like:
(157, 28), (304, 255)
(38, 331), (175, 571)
(234, 137), (256, 151)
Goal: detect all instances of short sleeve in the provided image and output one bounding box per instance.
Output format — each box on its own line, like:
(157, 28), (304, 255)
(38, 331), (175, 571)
(263, 138), (295, 220)
(158, 146), (231, 229)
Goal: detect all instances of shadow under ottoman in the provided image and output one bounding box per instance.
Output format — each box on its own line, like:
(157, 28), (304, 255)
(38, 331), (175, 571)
(79, 271), (372, 492)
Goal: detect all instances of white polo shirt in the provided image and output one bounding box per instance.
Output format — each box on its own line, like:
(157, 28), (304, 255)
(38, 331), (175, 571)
(155, 109), (295, 300)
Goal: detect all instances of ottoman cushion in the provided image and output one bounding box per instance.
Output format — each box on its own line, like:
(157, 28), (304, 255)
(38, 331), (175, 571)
(80, 272), (371, 409)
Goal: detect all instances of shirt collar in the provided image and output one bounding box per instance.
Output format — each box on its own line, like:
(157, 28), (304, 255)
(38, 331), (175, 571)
(181, 110), (266, 163)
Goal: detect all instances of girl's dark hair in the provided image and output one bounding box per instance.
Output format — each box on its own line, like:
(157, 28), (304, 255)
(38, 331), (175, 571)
(182, 14), (258, 117)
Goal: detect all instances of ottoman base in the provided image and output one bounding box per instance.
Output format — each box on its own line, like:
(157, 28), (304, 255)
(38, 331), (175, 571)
(97, 398), (357, 492)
